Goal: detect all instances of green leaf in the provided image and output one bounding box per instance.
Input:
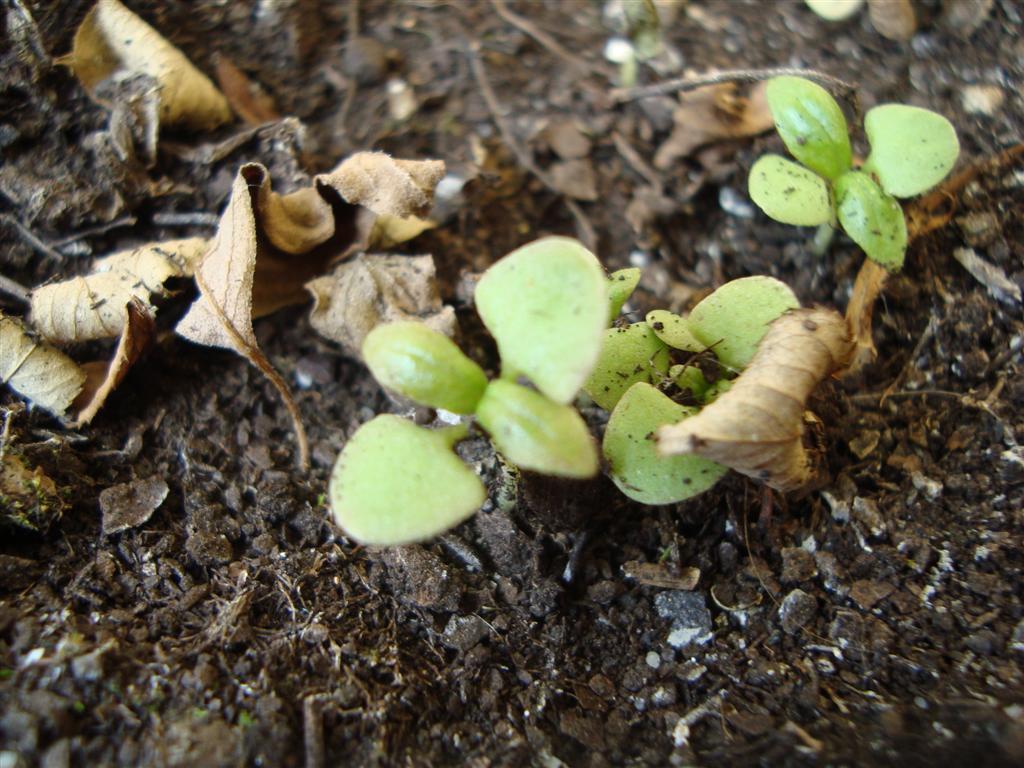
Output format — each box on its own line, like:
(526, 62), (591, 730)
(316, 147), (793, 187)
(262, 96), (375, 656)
(583, 323), (670, 411)
(476, 237), (609, 404)
(766, 76), (852, 180)
(688, 276), (800, 371)
(604, 383), (727, 504)
(363, 322), (488, 414)
(646, 310), (702, 351)
(748, 154), (832, 226)
(805, 0), (864, 21)
(669, 364), (709, 399)
(863, 104), (959, 198)
(835, 171), (907, 270)
(476, 380), (598, 478)
(329, 416), (485, 545)
(608, 267), (641, 322)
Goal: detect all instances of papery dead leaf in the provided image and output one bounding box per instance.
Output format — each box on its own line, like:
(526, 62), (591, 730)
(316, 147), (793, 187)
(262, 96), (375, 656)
(65, 0), (231, 131)
(550, 159), (599, 201)
(654, 82), (773, 170)
(72, 298), (156, 426)
(316, 152), (446, 220)
(657, 308), (854, 492)
(369, 215), (437, 250)
(306, 254), (457, 359)
(0, 313), (86, 418)
(867, 0), (916, 41)
(1, 453), (64, 532)
(29, 237), (208, 344)
(175, 164), (309, 467)
(214, 55), (280, 126)
(100, 475), (169, 535)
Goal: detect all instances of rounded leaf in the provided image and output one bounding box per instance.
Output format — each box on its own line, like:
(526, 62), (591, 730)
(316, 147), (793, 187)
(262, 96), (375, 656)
(608, 267), (641, 322)
(748, 154), (832, 227)
(766, 76), (852, 180)
(604, 383), (727, 504)
(363, 321), (488, 414)
(835, 171), (907, 270)
(864, 104), (959, 198)
(689, 276), (800, 371)
(804, 0), (864, 21)
(669, 364), (709, 399)
(476, 380), (598, 478)
(583, 323), (670, 411)
(646, 310), (702, 352)
(475, 237), (609, 404)
(329, 416), (485, 545)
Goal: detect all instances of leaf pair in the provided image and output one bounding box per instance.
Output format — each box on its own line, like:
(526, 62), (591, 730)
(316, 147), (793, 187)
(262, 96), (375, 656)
(748, 76), (959, 270)
(330, 238), (610, 545)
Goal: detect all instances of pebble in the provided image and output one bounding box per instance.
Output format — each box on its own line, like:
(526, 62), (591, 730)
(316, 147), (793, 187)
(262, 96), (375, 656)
(719, 186), (756, 219)
(441, 615), (490, 652)
(852, 496), (887, 538)
(960, 84), (1004, 116)
(645, 651), (661, 669)
(779, 589), (817, 633)
(1010, 619), (1024, 652)
(780, 548), (817, 583)
(911, 472), (944, 500)
(655, 591), (713, 648)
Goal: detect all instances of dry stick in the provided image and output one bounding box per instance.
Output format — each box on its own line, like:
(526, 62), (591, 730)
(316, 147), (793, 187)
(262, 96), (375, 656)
(611, 130), (663, 190)
(467, 44), (597, 252)
(490, 0), (596, 75)
(0, 214), (63, 263)
(0, 275), (30, 305)
(193, 269), (310, 470)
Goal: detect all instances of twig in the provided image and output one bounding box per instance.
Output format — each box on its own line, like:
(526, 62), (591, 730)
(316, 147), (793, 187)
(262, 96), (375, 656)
(490, 0), (596, 75)
(611, 67), (860, 114)
(611, 131), (662, 190)
(0, 214), (63, 263)
(51, 215), (137, 247)
(467, 43), (597, 251)
(0, 274), (30, 305)
(152, 212), (219, 227)
(879, 315), (937, 405)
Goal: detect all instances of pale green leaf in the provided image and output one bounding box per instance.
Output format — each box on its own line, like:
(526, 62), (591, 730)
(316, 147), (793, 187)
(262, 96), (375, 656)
(835, 171), (907, 270)
(688, 276), (800, 371)
(476, 380), (598, 478)
(604, 383), (727, 504)
(864, 104), (959, 198)
(583, 323), (670, 411)
(608, 267), (641, 322)
(748, 154), (832, 226)
(669, 364), (709, 399)
(766, 76), (852, 180)
(475, 237), (609, 404)
(804, 0), (864, 21)
(646, 310), (703, 352)
(329, 416), (485, 545)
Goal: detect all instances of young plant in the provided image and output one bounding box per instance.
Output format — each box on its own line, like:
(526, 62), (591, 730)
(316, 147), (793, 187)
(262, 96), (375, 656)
(583, 275), (800, 504)
(329, 237), (609, 545)
(748, 75), (959, 270)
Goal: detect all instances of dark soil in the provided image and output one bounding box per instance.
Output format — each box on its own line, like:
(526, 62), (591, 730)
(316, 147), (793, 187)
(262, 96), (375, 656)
(3, 1), (1024, 766)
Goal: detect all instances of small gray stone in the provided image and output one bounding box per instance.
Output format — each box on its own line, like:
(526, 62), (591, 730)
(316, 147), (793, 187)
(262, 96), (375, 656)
(442, 615), (490, 652)
(1011, 619), (1024, 652)
(852, 496), (887, 538)
(655, 591), (712, 648)
(779, 589), (817, 634)
(780, 548), (817, 583)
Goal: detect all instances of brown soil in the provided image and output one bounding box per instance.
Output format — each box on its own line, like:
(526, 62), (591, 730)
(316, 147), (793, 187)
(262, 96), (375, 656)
(2, 1), (1023, 766)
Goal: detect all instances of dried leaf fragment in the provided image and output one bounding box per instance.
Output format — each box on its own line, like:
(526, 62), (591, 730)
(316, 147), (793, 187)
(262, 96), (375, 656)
(317, 152), (446, 219)
(65, 0), (231, 131)
(213, 55), (280, 126)
(1, 453), (64, 532)
(100, 476), (169, 535)
(658, 308), (854, 492)
(306, 254), (456, 359)
(29, 237), (207, 344)
(0, 313), (85, 418)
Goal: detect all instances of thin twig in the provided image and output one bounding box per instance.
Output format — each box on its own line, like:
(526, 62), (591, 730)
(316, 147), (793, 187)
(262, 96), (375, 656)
(467, 43), (597, 251)
(490, 0), (597, 75)
(152, 212), (219, 227)
(0, 214), (63, 263)
(51, 215), (137, 247)
(611, 67), (860, 115)
(880, 315), (937, 405)
(0, 274), (31, 305)
(611, 130), (663, 190)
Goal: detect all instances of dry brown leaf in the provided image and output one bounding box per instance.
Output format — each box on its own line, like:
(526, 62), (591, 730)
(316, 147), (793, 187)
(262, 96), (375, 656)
(64, 0), (231, 131)
(867, 0), (916, 41)
(316, 152), (446, 220)
(657, 308), (854, 492)
(654, 82), (772, 170)
(549, 159), (599, 201)
(369, 215), (437, 251)
(306, 254), (457, 359)
(29, 237), (208, 344)
(213, 55), (280, 126)
(253, 174), (335, 257)
(100, 475), (169, 535)
(72, 298), (155, 426)
(0, 313), (86, 418)
(175, 165), (309, 468)
(1, 453), (64, 532)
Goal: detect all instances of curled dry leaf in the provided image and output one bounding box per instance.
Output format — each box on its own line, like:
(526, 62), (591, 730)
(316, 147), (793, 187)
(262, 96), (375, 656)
(29, 237), (207, 344)
(306, 254), (456, 359)
(654, 82), (773, 170)
(657, 308), (854, 492)
(72, 298), (156, 426)
(213, 55), (280, 126)
(317, 152), (446, 220)
(65, 0), (231, 131)
(0, 313), (85, 418)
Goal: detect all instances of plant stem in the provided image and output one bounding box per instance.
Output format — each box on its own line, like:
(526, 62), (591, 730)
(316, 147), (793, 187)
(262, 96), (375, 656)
(811, 222), (835, 256)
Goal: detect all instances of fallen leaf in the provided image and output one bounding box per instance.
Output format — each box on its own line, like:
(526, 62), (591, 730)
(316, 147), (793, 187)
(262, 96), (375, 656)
(953, 247), (1022, 305)
(64, 0), (231, 131)
(654, 82), (773, 170)
(213, 55), (280, 126)
(550, 159), (599, 201)
(175, 165), (310, 468)
(100, 476), (169, 535)
(657, 308), (854, 492)
(0, 313), (86, 418)
(369, 214), (437, 250)
(540, 119), (592, 160)
(317, 152), (446, 220)
(98, 73), (161, 167)
(306, 254), (457, 359)
(1, 453), (64, 532)
(29, 237), (208, 344)
(866, 0), (916, 40)
(72, 298), (156, 426)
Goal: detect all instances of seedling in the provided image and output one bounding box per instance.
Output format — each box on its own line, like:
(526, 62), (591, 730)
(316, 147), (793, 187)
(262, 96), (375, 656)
(329, 237), (608, 545)
(583, 275), (800, 504)
(748, 76), (959, 270)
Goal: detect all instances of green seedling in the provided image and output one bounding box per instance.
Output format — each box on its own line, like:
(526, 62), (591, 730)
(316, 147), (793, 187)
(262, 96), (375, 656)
(329, 237), (608, 545)
(586, 275), (799, 504)
(748, 76), (959, 270)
